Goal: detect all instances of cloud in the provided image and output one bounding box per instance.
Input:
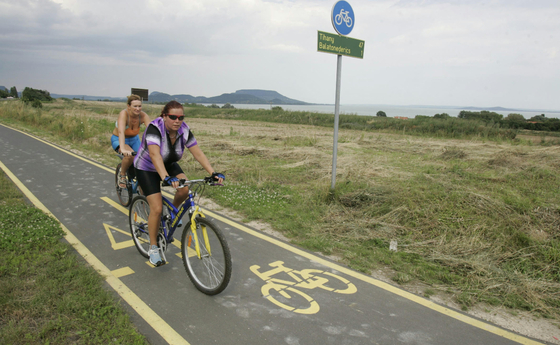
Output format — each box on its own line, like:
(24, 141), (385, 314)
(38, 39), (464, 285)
(0, 0), (559, 109)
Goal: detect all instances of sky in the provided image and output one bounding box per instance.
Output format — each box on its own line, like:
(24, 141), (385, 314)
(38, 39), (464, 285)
(0, 0), (559, 110)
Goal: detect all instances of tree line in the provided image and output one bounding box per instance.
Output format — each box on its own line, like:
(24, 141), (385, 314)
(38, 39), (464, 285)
(457, 110), (560, 132)
(410, 110), (559, 132)
(1, 87), (54, 108)
(0, 86), (18, 99)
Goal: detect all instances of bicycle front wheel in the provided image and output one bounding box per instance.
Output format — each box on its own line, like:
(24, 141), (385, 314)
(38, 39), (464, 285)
(335, 13), (343, 25)
(129, 195), (151, 258)
(115, 163), (132, 207)
(181, 217), (232, 295)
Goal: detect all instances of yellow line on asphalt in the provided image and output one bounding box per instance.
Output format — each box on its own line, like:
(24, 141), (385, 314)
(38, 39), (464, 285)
(203, 209), (543, 345)
(102, 196), (129, 214)
(112, 267), (135, 278)
(0, 158), (190, 345)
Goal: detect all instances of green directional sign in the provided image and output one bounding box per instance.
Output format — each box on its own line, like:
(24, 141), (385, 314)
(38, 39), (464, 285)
(317, 30), (364, 59)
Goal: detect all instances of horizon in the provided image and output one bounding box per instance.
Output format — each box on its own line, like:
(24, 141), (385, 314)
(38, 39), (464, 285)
(45, 88), (560, 113)
(5, 84), (560, 113)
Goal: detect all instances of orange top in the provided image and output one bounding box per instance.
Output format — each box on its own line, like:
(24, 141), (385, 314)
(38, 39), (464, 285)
(124, 127), (140, 137)
(115, 119), (140, 137)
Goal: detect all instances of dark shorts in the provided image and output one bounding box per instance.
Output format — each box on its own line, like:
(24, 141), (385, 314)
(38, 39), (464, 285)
(136, 163), (184, 197)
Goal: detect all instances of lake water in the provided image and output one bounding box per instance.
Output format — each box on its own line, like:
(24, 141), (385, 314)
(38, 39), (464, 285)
(200, 103), (560, 120)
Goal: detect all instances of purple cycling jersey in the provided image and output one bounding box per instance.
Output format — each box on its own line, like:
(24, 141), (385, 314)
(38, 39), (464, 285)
(133, 117), (197, 172)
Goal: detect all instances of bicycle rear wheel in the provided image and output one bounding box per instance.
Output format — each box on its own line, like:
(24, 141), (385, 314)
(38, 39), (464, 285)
(181, 217), (232, 295)
(115, 163), (132, 207)
(129, 195), (151, 258)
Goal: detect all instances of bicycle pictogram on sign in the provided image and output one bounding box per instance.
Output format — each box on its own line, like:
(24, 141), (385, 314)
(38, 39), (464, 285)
(331, 0), (355, 36)
(334, 8), (353, 28)
(250, 260), (357, 314)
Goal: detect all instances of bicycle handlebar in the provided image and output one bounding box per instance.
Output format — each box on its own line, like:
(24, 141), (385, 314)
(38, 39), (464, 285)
(116, 152), (137, 159)
(162, 177), (223, 188)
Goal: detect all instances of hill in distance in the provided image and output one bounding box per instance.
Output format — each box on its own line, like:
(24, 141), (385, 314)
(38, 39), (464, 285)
(148, 89), (309, 105)
(49, 89), (309, 105)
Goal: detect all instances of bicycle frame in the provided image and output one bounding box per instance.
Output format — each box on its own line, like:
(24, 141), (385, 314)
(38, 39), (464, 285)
(129, 176), (232, 294)
(160, 183), (209, 260)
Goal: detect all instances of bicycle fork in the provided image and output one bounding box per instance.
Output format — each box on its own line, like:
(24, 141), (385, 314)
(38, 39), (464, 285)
(187, 206), (210, 259)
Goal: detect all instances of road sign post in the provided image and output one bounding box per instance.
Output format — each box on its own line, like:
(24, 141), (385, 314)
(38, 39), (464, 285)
(318, 1), (364, 190)
(332, 54), (342, 191)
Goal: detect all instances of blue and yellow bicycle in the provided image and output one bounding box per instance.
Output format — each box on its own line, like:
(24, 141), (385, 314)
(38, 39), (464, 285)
(128, 177), (232, 295)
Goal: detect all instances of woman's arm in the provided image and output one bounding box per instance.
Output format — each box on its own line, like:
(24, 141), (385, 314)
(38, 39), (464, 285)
(117, 110), (130, 154)
(148, 144), (169, 181)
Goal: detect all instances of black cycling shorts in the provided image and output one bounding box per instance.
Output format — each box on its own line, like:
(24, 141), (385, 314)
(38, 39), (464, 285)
(136, 162), (184, 197)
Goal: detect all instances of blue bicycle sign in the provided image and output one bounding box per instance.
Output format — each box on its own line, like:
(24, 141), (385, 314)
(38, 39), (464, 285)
(331, 1), (355, 36)
(335, 8), (353, 28)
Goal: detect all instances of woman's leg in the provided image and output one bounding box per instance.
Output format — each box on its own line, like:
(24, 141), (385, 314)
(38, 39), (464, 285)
(135, 169), (164, 266)
(146, 192), (163, 246)
(120, 144), (134, 176)
(172, 173), (189, 208)
(121, 135), (140, 177)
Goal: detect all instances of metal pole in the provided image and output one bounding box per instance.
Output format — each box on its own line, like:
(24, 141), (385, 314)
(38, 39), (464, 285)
(331, 54), (342, 190)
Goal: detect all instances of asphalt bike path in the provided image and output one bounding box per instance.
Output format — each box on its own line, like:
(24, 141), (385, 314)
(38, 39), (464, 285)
(0, 124), (547, 345)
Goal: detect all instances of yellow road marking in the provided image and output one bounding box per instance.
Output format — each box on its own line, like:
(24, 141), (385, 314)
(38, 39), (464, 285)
(103, 223), (135, 250)
(0, 157), (191, 345)
(102, 196), (129, 213)
(112, 267), (135, 278)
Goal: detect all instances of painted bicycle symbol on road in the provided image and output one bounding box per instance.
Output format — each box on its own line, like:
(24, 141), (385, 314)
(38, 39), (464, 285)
(250, 261), (357, 314)
(334, 8), (353, 28)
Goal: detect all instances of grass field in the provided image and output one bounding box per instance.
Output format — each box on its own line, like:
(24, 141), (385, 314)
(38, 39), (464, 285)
(0, 169), (148, 344)
(1, 99), (560, 341)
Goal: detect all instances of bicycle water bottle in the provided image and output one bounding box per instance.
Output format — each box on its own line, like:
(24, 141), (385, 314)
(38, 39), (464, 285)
(132, 180), (138, 194)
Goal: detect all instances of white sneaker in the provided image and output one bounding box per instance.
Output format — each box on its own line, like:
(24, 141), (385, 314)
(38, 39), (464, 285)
(148, 245), (164, 266)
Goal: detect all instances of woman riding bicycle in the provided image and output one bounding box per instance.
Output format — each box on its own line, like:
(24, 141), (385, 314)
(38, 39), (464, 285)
(133, 100), (224, 266)
(111, 94), (151, 188)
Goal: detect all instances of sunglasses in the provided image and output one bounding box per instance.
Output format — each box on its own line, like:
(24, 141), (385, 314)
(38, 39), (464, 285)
(166, 114), (185, 121)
